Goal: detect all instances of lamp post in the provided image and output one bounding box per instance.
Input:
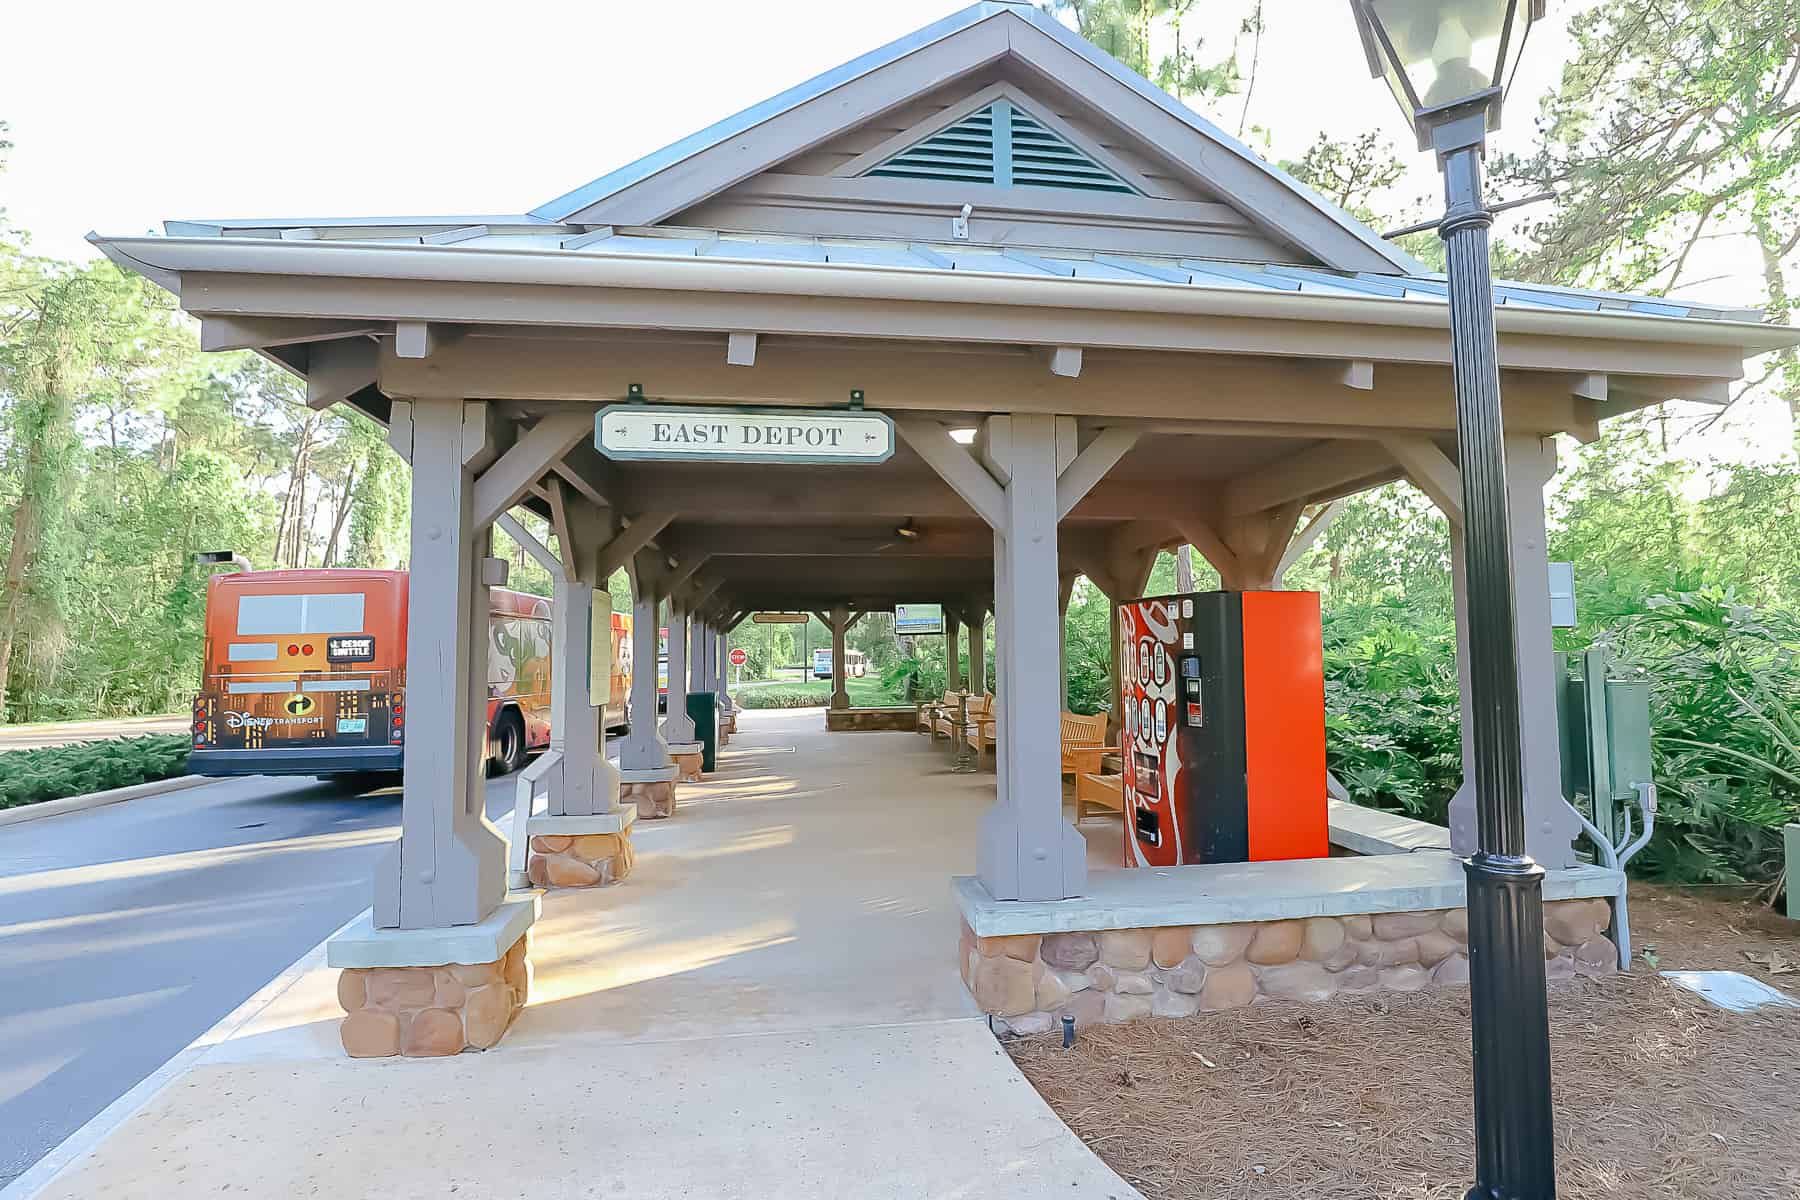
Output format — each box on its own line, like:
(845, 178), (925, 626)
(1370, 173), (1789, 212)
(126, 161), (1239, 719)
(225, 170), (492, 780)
(1347, 3), (1556, 1199)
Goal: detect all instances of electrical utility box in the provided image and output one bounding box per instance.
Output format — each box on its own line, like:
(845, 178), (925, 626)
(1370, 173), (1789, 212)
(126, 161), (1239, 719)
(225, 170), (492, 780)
(1117, 590), (1329, 868)
(1556, 647), (1654, 847)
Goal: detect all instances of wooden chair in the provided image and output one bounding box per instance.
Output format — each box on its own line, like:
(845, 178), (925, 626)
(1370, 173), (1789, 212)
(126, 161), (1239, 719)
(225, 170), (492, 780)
(965, 695), (998, 755)
(1060, 711), (1111, 779)
(1076, 772), (1125, 822)
(917, 690), (961, 737)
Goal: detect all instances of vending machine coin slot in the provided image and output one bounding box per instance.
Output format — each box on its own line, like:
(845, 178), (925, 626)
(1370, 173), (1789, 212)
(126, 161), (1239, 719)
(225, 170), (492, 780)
(1180, 654), (1204, 727)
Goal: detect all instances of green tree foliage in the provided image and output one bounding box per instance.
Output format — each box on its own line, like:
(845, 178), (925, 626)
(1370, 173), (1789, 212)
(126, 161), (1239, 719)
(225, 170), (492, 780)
(0, 158), (409, 719)
(1500, 0), (1800, 431)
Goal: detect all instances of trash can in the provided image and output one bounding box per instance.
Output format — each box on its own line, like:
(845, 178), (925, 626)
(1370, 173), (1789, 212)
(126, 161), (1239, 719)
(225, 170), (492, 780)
(686, 692), (718, 773)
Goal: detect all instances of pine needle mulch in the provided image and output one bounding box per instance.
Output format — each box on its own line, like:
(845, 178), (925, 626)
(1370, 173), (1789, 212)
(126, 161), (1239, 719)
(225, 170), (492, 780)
(1007, 886), (1800, 1200)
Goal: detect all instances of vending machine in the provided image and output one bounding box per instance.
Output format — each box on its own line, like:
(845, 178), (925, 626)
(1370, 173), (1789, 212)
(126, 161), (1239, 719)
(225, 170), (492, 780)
(1118, 590), (1329, 867)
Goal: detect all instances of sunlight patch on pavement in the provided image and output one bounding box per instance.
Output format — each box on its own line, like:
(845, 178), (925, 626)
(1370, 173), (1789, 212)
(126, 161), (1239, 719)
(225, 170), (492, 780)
(0, 827), (396, 898)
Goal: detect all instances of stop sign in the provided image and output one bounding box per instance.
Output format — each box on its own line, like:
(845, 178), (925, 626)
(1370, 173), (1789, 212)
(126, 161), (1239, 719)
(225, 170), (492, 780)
(728, 648), (748, 667)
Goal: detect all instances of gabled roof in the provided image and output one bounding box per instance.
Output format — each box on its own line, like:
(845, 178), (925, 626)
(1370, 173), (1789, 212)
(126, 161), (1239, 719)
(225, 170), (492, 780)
(527, 1), (1424, 275)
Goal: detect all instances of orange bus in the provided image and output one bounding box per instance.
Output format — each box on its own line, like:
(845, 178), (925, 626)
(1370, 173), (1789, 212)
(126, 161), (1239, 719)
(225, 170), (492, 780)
(191, 568), (631, 779)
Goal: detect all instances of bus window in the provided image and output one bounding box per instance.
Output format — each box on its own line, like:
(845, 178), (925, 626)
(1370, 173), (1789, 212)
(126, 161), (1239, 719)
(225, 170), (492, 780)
(236, 592), (366, 636)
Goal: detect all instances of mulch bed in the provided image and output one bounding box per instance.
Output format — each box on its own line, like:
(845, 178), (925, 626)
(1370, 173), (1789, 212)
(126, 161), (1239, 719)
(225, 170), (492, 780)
(1007, 882), (1800, 1200)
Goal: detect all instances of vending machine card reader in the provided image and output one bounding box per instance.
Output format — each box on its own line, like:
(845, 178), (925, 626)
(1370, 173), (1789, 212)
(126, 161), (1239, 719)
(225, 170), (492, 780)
(1117, 591), (1328, 867)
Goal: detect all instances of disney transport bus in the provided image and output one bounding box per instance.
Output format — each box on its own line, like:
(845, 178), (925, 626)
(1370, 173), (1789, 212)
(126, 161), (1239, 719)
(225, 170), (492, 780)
(191, 568), (630, 779)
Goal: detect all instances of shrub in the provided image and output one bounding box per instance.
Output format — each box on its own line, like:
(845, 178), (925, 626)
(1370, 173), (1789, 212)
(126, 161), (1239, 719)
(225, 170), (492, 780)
(0, 734), (192, 809)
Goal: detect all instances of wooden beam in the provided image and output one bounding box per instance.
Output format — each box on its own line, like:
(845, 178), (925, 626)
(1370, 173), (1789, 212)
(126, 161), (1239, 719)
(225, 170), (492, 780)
(496, 512), (567, 583)
(200, 316), (382, 352)
(1379, 436), (1464, 526)
(1221, 439), (1393, 517)
(1056, 427), (1140, 520)
(1276, 499), (1347, 583)
(203, 268), (1763, 387)
(470, 409), (596, 530)
(1570, 372), (1607, 402)
(305, 338), (378, 410)
(396, 321), (435, 360)
(664, 553), (711, 599)
(595, 511), (676, 580)
(546, 476), (575, 569)
(727, 332), (758, 366)
(1340, 360), (1375, 390)
(371, 332), (1601, 436)
(1171, 512), (1243, 590)
(893, 418), (1006, 530)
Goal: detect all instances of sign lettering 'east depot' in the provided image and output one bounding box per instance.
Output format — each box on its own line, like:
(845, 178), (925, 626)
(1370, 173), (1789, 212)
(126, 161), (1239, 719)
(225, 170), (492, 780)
(595, 405), (894, 466)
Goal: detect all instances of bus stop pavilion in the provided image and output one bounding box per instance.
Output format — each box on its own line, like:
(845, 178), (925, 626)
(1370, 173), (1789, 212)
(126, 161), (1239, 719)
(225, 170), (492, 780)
(91, 1), (1795, 1059)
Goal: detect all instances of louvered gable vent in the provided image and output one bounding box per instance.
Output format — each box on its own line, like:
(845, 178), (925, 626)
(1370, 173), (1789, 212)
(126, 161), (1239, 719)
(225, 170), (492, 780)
(867, 100), (1136, 194)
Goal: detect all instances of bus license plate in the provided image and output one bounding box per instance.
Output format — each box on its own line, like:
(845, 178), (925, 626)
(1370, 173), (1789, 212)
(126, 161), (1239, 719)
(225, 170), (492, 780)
(336, 718), (368, 735)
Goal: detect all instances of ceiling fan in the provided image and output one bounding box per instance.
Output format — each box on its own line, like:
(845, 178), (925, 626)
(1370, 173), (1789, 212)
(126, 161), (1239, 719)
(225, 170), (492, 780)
(840, 518), (925, 553)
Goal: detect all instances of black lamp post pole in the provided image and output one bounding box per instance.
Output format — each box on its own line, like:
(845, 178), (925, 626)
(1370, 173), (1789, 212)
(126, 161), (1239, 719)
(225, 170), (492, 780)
(1433, 112), (1558, 1200)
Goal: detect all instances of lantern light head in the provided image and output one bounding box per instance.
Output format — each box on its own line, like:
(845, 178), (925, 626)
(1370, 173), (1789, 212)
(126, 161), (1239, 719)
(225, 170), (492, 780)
(1349, 0), (1546, 152)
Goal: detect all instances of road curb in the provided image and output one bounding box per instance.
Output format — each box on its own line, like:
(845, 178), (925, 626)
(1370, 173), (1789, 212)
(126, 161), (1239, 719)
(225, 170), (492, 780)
(0, 774), (214, 829)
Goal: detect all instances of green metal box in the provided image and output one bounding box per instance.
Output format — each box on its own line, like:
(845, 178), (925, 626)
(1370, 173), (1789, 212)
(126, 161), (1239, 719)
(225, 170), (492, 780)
(686, 692), (718, 773)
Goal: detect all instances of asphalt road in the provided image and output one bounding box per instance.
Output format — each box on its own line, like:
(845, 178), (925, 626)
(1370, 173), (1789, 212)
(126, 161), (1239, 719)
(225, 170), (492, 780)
(0, 767), (524, 1190)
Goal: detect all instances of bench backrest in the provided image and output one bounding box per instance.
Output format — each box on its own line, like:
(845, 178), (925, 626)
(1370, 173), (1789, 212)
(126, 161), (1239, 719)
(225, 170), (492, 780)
(1060, 711), (1108, 746)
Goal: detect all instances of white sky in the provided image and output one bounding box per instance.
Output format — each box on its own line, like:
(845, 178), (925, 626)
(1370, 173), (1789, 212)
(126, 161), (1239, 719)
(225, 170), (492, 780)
(2, 0), (1788, 464)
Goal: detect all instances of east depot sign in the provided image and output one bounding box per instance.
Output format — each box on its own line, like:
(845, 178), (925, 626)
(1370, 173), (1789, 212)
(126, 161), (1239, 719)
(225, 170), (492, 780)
(596, 405), (894, 466)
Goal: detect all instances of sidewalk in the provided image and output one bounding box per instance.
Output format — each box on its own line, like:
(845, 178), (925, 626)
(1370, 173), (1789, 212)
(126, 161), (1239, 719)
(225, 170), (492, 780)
(0, 715), (187, 753)
(14, 709), (1139, 1199)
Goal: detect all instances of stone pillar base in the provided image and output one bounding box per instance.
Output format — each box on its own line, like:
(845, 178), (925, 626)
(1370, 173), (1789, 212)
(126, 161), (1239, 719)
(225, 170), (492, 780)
(624, 779), (678, 819)
(337, 934), (530, 1058)
(527, 826), (635, 888)
(961, 897), (1617, 1035)
(620, 765), (680, 819)
(669, 743), (704, 782)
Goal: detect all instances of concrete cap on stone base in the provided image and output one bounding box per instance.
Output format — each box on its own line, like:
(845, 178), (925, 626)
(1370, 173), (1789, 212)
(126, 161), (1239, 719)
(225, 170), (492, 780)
(954, 854), (1623, 939)
(618, 765), (679, 783)
(327, 893), (539, 969)
(665, 742), (703, 755)
(527, 808), (637, 837)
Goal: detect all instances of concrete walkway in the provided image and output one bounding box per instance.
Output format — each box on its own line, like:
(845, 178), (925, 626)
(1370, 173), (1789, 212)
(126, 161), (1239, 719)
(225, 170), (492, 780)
(16, 709), (1139, 1199)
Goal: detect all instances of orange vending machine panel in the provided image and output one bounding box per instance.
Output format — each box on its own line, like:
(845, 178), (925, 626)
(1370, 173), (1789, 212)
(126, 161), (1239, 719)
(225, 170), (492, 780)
(1118, 590), (1329, 867)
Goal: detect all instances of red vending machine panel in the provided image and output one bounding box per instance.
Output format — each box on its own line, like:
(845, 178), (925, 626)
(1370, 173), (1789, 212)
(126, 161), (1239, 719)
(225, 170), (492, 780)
(1119, 591), (1328, 867)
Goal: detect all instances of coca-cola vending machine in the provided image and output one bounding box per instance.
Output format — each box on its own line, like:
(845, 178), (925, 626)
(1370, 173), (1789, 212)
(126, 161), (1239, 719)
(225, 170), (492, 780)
(1118, 590), (1329, 867)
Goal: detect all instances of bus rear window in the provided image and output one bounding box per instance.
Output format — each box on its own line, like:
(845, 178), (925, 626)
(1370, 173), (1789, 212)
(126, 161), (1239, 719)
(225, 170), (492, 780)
(236, 592), (367, 636)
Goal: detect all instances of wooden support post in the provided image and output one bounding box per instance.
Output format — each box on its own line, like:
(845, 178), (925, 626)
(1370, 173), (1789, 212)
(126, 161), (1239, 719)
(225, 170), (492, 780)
(1058, 571), (1078, 713)
(620, 556), (672, 772)
(661, 606), (697, 744)
(1447, 435), (1579, 868)
(968, 605), (987, 695)
(977, 413), (1087, 902)
(830, 604), (851, 710)
(552, 500), (623, 817)
(944, 607), (962, 693)
(374, 398), (507, 930)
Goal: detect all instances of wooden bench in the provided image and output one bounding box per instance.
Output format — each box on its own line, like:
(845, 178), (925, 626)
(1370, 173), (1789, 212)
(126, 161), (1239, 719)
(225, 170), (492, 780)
(1076, 772), (1124, 822)
(965, 697), (998, 755)
(1060, 712), (1110, 778)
